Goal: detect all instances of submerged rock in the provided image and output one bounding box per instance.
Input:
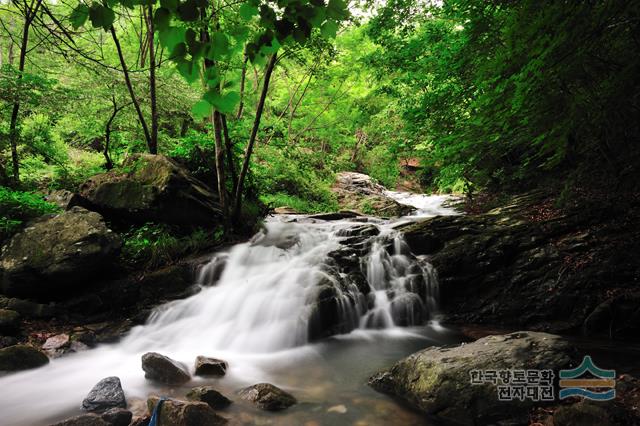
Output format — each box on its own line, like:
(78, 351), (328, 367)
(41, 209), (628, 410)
(0, 344), (49, 371)
(82, 376), (127, 412)
(238, 383), (297, 411)
(147, 395), (227, 425)
(0, 207), (122, 300)
(186, 386), (232, 410)
(369, 331), (574, 425)
(194, 356), (227, 377)
(141, 352), (190, 385)
(76, 154), (222, 228)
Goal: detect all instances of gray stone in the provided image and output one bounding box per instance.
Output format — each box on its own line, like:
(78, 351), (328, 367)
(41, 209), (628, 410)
(49, 413), (110, 426)
(82, 377), (127, 412)
(369, 331), (575, 425)
(146, 395), (227, 425)
(100, 408), (132, 426)
(141, 352), (190, 385)
(186, 386), (232, 410)
(238, 383), (297, 411)
(0, 207), (122, 299)
(194, 356), (227, 377)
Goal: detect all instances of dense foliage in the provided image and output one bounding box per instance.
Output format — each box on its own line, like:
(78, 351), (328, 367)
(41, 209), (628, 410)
(1, 0), (638, 233)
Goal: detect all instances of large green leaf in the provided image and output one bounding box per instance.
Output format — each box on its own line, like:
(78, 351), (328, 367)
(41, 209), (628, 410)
(192, 99), (212, 120)
(88, 3), (115, 30)
(239, 3), (259, 21)
(70, 4), (89, 29)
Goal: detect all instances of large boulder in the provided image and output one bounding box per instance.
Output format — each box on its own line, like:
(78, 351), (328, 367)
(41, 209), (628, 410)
(0, 207), (122, 300)
(146, 396), (227, 425)
(82, 376), (127, 412)
(238, 383), (297, 411)
(369, 331), (575, 425)
(399, 191), (640, 336)
(0, 344), (49, 371)
(75, 154), (222, 228)
(141, 352), (190, 385)
(332, 172), (412, 217)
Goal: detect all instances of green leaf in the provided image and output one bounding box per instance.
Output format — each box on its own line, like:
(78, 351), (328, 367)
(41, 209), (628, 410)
(206, 91), (240, 114)
(88, 3), (115, 30)
(159, 26), (186, 52)
(327, 0), (348, 20)
(176, 58), (200, 83)
(70, 4), (89, 29)
(192, 99), (212, 120)
(154, 8), (171, 30)
(207, 32), (230, 60)
(160, 0), (178, 10)
(320, 20), (338, 38)
(239, 3), (259, 21)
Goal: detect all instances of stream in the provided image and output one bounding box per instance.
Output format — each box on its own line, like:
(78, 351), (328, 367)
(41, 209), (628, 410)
(0, 193), (462, 425)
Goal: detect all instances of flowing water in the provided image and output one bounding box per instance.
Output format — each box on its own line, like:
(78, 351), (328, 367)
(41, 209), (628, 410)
(0, 193), (463, 426)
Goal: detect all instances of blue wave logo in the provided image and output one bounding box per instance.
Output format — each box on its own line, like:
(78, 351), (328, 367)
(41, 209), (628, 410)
(559, 356), (616, 401)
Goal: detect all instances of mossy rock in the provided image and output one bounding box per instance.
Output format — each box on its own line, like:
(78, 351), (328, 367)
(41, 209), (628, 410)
(0, 344), (49, 371)
(76, 154), (222, 228)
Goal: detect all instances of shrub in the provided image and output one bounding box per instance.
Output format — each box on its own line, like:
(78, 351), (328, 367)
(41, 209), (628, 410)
(122, 223), (223, 269)
(0, 188), (60, 242)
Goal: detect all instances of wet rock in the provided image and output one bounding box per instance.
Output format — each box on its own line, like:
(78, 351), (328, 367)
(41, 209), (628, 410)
(331, 172), (413, 217)
(307, 211), (361, 220)
(128, 416), (150, 426)
(0, 344), (49, 371)
(0, 309), (20, 334)
(186, 386), (232, 409)
(75, 154), (222, 228)
(141, 352), (190, 385)
(5, 297), (57, 318)
(45, 189), (82, 210)
(335, 224), (379, 238)
(369, 331), (574, 425)
(0, 336), (18, 348)
(42, 333), (70, 350)
(100, 408), (132, 426)
(82, 376), (127, 412)
(146, 395), (227, 425)
(49, 413), (110, 426)
(194, 356), (227, 376)
(545, 400), (620, 426)
(273, 206), (301, 214)
(238, 383), (297, 411)
(584, 292), (640, 338)
(0, 207), (122, 300)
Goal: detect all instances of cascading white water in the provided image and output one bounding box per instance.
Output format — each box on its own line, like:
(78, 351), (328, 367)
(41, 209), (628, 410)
(0, 192), (458, 426)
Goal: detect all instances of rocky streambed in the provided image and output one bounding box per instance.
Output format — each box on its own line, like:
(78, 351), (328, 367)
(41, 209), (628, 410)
(0, 162), (639, 425)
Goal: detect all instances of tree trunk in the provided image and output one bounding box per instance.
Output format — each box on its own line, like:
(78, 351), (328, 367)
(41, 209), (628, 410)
(233, 53), (278, 219)
(212, 111), (229, 232)
(221, 114), (238, 193)
(236, 53), (248, 119)
(146, 4), (158, 154)
(8, 0), (43, 184)
(110, 26), (153, 153)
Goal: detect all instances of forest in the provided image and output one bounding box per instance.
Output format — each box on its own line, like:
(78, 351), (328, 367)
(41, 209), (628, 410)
(0, 0), (639, 425)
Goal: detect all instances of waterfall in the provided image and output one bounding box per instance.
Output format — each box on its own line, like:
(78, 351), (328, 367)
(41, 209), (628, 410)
(0, 193), (458, 426)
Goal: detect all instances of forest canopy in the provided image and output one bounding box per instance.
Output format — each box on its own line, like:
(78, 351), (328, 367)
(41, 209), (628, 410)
(1, 0), (638, 225)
